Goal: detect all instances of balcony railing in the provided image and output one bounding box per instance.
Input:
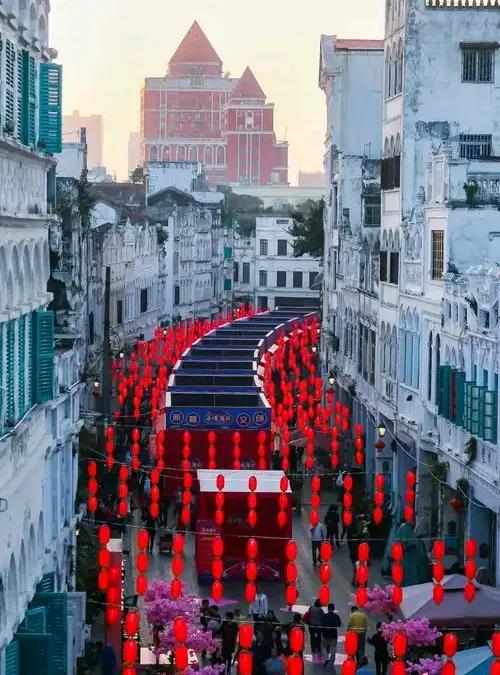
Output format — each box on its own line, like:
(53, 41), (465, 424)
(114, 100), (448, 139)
(426, 0), (500, 6)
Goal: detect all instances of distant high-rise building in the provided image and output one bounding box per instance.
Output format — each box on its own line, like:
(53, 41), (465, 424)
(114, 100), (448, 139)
(298, 171), (326, 188)
(128, 131), (141, 175)
(141, 21), (288, 187)
(63, 109), (103, 169)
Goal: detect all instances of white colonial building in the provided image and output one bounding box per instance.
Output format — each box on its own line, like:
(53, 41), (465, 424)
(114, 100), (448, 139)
(321, 0), (500, 585)
(233, 215), (321, 311)
(0, 1), (85, 672)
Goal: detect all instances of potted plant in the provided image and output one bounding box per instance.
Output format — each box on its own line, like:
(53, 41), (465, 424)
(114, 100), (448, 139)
(463, 180), (479, 206)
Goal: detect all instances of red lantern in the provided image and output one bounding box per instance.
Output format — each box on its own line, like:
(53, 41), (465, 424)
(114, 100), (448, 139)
(464, 582), (476, 603)
(239, 624), (253, 650)
(288, 656), (303, 675)
(319, 585), (330, 606)
(98, 548), (111, 568)
(391, 585), (403, 605)
(125, 610), (140, 636)
(443, 633), (458, 658)
(465, 539), (477, 559)
(170, 577), (182, 599)
(136, 574), (148, 596)
(173, 617), (187, 643)
(285, 584), (298, 606)
(433, 584), (444, 605)
(344, 631), (358, 657)
(174, 647), (188, 670)
(286, 540), (297, 561)
(239, 651), (253, 675)
(212, 537), (224, 558)
(433, 539), (445, 560)
(123, 639), (138, 664)
(391, 543), (403, 561)
(97, 570), (109, 591)
(246, 538), (258, 559)
(289, 626), (304, 653)
(358, 542), (370, 562)
(245, 582), (256, 603)
(393, 633), (407, 658)
(98, 525), (111, 545)
(342, 658), (357, 675)
(106, 606), (120, 625)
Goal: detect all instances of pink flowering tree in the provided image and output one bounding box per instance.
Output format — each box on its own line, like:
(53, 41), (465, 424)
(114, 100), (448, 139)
(145, 580), (220, 671)
(407, 656), (442, 675)
(381, 618), (442, 648)
(363, 585), (399, 616)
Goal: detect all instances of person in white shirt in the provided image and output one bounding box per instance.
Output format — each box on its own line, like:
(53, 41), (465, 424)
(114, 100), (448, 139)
(249, 585), (268, 621)
(310, 521), (326, 566)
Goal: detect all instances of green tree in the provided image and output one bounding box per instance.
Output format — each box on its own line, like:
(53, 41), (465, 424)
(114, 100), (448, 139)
(222, 192), (264, 236)
(289, 199), (325, 257)
(130, 166), (144, 184)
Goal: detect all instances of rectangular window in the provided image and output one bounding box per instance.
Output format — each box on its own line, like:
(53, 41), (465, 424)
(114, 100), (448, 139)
(140, 288), (148, 313)
(462, 47), (494, 83)
(258, 296), (268, 311)
(277, 239), (288, 256)
(233, 262), (239, 283)
(364, 189), (381, 226)
(259, 239), (268, 256)
(242, 262), (250, 284)
(116, 299), (123, 325)
(174, 285), (180, 305)
(88, 311), (95, 345)
(380, 251), (388, 282)
(389, 251), (399, 285)
(277, 271), (286, 287)
(39, 62), (62, 154)
(259, 270), (267, 287)
(459, 134), (492, 160)
(309, 272), (318, 289)
(293, 271), (303, 288)
(431, 231), (444, 280)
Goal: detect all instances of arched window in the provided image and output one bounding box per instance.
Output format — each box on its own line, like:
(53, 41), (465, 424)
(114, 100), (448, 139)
(149, 145), (158, 161)
(435, 334), (441, 404)
(205, 146), (213, 166)
(177, 146), (186, 161)
(385, 47), (392, 98)
(216, 146), (225, 166)
(38, 14), (47, 43)
(411, 314), (420, 388)
(399, 313), (406, 382)
(380, 323), (387, 372)
(390, 326), (398, 379)
(162, 146), (171, 161)
(188, 146), (198, 162)
(397, 39), (403, 93)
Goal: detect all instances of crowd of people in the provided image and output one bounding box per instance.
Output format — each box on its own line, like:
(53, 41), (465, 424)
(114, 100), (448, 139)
(198, 589), (389, 675)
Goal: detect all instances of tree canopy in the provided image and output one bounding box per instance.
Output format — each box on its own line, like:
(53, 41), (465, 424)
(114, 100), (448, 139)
(288, 199), (325, 257)
(129, 166), (144, 184)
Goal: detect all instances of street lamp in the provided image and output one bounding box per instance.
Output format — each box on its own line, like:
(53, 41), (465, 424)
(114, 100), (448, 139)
(328, 372), (336, 387)
(377, 421), (387, 438)
(312, 345), (317, 354)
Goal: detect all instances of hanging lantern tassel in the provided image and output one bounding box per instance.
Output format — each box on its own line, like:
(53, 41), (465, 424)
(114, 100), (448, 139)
(277, 476), (288, 528)
(391, 542), (404, 606)
(464, 539), (477, 603)
(248, 475), (258, 528)
(356, 542), (370, 607)
(170, 534), (185, 600)
(211, 536), (224, 602)
(245, 537), (258, 604)
(87, 460), (98, 514)
(373, 473), (384, 525)
(432, 539), (445, 605)
(319, 541), (332, 606)
(285, 539), (298, 608)
(215, 474), (225, 526)
(342, 474), (353, 528)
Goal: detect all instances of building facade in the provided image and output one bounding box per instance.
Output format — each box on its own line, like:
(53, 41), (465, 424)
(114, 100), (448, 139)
(321, 0), (500, 585)
(0, 2), (85, 672)
(62, 109), (103, 170)
(233, 215), (321, 311)
(140, 21), (288, 187)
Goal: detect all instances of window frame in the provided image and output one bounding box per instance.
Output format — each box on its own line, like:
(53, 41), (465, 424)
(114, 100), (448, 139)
(276, 271), (287, 288)
(140, 287), (148, 314)
(242, 262), (250, 284)
(461, 46), (495, 84)
(277, 239), (288, 256)
(259, 269), (268, 287)
(259, 239), (268, 256)
(431, 230), (444, 281)
(292, 271), (303, 288)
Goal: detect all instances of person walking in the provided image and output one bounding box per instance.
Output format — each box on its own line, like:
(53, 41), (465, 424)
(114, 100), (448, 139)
(249, 585), (268, 622)
(252, 632), (271, 675)
(145, 511), (158, 554)
(368, 622), (389, 675)
(310, 521), (326, 566)
(321, 603), (341, 667)
(325, 505), (341, 548)
(220, 611), (238, 673)
(347, 606), (368, 662)
(306, 598), (324, 664)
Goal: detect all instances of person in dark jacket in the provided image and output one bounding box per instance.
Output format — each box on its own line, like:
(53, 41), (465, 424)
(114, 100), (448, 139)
(100, 644), (117, 675)
(368, 622), (389, 675)
(325, 504), (341, 548)
(220, 612), (238, 673)
(321, 603), (342, 666)
(252, 631), (272, 675)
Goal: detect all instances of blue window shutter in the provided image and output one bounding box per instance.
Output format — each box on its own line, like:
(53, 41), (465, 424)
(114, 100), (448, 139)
(16, 633), (53, 675)
(6, 320), (16, 424)
(453, 371), (465, 427)
(5, 640), (20, 675)
(438, 365), (451, 418)
(483, 390), (497, 444)
(18, 317), (26, 416)
(32, 310), (54, 403)
(39, 62), (62, 153)
(21, 607), (47, 634)
(36, 572), (55, 594)
(30, 593), (68, 675)
(21, 51), (37, 147)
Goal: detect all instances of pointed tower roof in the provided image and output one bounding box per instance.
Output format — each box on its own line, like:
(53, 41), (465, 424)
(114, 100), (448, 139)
(231, 67), (266, 99)
(169, 21), (222, 64)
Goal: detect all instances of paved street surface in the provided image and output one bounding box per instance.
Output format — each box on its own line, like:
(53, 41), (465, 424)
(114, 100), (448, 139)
(135, 488), (387, 673)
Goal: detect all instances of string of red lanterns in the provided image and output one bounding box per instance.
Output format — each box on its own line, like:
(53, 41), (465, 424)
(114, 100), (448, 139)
(443, 633), (458, 675)
(392, 633), (407, 675)
(233, 431), (241, 470)
(170, 533), (185, 599)
(136, 529), (149, 596)
(181, 431), (191, 472)
(211, 536), (224, 602)
(343, 474), (353, 528)
(215, 473), (225, 526)
(354, 423), (364, 466)
(432, 539), (445, 605)
(105, 425), (115, 470)
(342, 631), (358, 675)
(277, 475), (288, 528)
(123, 610), (140, 675)
(87, 460), (98, 514)
(356, 542), (370, 607)
(404, 470), (416, 524)
(131, 427), (141, 472)
(156, 429), (166, 470)
(310, 475), (321, 527)
(319, 541), (332, 606)
(97, 525), (110, 593)
(288, 626), (304, 675)
(208, 431), (217, 470)
(285, 539), (298, 608)
(257, 430), (267, 470)
(464, 538), (477, 602)
(173, 616), (188, 673)
(149, 467), (160, 519)
(330, 426), (340, 470)
(248, 475), (258, 529)
(238, 624), (253, 675)
(245, 537), (258, 604)
(117, 464), (129, 518)
(373, 473), (384, 525)
(181, 471), (192, 529)
(391, 542), (404, 606)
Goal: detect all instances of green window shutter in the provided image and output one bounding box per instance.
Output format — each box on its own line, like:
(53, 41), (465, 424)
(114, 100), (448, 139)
(438, 365), (451, 418)
(224, 246), (233, 260)
(5, 40), (16, 128)
(483, 390), (498, 444)
(30, 593), (68, 675)
(478, 386), (487, 438)
(32, 310), (55, 403)
(36, 572), (55, 594)
(16, 633), (53, 675)
(27, 316), (33, 406)
(453, 371), (465, 427)
(5, 640), (20, 675)
(224, 278), (232, 291)
(470, 385), (482, 436)
(21, 51), (37, 146)
(17, 48), (24, 141)
(21, 607), (47, 634)
(39, 62), (62, 153)
(0, 322), (3, 433)
(18, 317), (26, 416)
(464, 381), (473, 432)
(6, 320), (16, 424)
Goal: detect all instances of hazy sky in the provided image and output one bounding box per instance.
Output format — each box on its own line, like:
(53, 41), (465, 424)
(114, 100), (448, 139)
(51, 0), (383, 183)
